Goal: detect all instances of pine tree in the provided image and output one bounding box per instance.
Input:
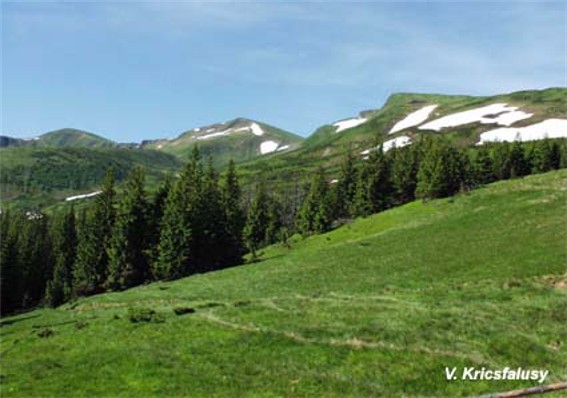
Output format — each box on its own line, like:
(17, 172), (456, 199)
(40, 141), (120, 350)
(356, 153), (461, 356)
(106, 167), (149, 290)
(391, 145), (419, 204)
(366, 145), (393, 213)
(265, 195), (283, 244)
(473, 145), (495, 185)
(243, 181), (271, 258)
(45, 207), (77, 307)
(147, 175), (172, 269)
(332, 150), (357, 219)
(416, 139), (465, 199)
(220, 160), (244, 266)
(352, 160), (372, 217)
(0, 211), (24, 313)
(532, 139), (557, 174)
(491, 142), (512, 180)
(296, 168), (333, 235)
(154, 180), (191, 280)
(73, 168), (116, 295)
(509, 140), (529, 178)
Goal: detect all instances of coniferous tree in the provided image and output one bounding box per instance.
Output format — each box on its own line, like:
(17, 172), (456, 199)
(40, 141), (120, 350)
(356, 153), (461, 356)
(243, 181), (271, 258)
(531, 139), (557, 174)
(73, 168), (116, 295)
(296, 168), (333, 235)
(265, 195), (283, 244)
(473, 145), (495, 185)
(45, 207), (77, 307)
(509, 140), (529, 178)
(147, 175), (172, 268)
(154, 179), (190, 280)
(492, 142), (512, 180)
(17, 212), (53, 307)
(107, 167), (149, 290)
(391, 145), (420, 204)
(366, 145), (394, 213)
(220, 160), (244, 266)
(352, 160), (373, 217)
(416, 139), (465, 199)
(332, 149), (357, 219)
(0, 212), (24, 313)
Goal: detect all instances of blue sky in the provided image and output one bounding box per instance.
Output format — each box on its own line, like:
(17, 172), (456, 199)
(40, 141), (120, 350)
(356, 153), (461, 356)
(2, 1), (565, 141)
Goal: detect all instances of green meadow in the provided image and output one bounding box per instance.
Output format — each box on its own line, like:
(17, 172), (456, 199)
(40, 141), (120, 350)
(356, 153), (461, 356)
(1, 170), (566, 397)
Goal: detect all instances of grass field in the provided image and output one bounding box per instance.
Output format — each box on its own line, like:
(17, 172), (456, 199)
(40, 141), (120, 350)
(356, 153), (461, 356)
(1, 170), (566, 397)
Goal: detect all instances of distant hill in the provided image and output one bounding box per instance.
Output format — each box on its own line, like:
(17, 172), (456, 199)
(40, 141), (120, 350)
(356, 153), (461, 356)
(0, 147), (182, 210)
(0, 128), (116, 149)
(142, 118), (303, 165)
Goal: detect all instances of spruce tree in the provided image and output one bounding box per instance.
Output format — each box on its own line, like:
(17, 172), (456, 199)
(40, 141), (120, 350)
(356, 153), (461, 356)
(154, 180), (191, 280)
(45, 207), (77, 307)
(332, 150), (357, 219)
(73, 168), (116, 295)
(473, 145), (495, 185)
(296, 168), (333, 235)
(416, 139), (465, 199)
(0, 211), (24, 313)
(243, 181), (271, 258)
(491, 142), (512, 180)
(147, 174), (172, 269)
(265, 196), (283, 244)
(509, 140), (529, 178)
(391, 145), (419, 204)
(107, 167), (149, 290)
(366, 145), (393, 213)
(220, 160), (244, 266)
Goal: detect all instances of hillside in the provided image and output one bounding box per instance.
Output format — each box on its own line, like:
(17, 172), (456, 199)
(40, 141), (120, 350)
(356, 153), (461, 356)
(236, 87), (567, 186)
(1, 170), (565, 397)
(0, 128), (116, 149)
(0, 147), (182, 210)
(142, 118), (303, 165)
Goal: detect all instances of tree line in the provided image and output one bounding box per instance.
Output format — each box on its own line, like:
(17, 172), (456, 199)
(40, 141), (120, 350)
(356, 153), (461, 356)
(1, 138), (565, 314)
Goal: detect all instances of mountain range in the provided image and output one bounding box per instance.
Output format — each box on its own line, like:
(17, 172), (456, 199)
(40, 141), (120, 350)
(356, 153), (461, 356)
(1, 87), (566, 210)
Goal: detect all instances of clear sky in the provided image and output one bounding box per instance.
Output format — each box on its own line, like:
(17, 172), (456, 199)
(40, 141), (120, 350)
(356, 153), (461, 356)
(2, 1), (565, 141)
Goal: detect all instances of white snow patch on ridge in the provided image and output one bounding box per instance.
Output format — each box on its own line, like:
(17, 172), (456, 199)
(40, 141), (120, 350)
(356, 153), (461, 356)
(389, 105), (438, 134)
(419, 103), (533, 131)
(333, 117), (367, 133)
(196, 131), (230, 140)
(276, 145), (290, 152)
(260, 140), (279, 154)
(361, 135), (411, 156)
(478, 119), (567, 144)
(66, 191), (102, 202)
(250, 123), (264, 136)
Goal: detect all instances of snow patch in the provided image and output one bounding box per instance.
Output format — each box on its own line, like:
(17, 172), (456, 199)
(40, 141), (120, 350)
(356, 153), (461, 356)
(276, 145), (290, 152)
(478, 119), (567, 144)
(65, 191), (102, 202)
(157, 144), (163, 149)
(250, 123), (264, 136)
(419, 103), (531, 131)
(193, 128), (201, 132)
(333, 117), (367, 133)
(389, 105), (438, 134)
(360, 135), (411, 156)
(330, 179), (339, 184)
(196, 131), (230, 140)
(260, 140), (279, 154)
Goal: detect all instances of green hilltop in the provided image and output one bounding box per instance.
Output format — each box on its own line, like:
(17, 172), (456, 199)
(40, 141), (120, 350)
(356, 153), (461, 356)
(1, 170), (565, 397)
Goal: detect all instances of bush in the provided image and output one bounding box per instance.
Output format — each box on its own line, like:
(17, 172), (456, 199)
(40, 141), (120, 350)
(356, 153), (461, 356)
(173, 307), (196, 315)
(37, 328), (54, 338)
(127, 307), (165, 323)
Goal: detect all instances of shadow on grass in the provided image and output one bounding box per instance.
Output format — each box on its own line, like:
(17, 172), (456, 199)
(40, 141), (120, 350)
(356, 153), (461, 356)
(0, 313), (40, 328)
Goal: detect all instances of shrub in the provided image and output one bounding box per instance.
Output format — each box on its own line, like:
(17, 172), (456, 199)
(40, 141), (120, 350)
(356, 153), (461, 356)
(173, 307), (196, 315)
(127, 307), (165, 323)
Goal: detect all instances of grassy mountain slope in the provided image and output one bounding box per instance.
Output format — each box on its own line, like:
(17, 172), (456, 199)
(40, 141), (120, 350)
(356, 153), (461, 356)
(2, 170), (565, 397)
(236, 87), (567, 187)
(0, 147), (182, 210)
(142, 118), (303, 165)
(0, 129), (116, 149)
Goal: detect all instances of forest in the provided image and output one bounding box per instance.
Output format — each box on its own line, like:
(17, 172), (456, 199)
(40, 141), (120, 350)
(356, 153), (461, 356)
(1, 136), (565, 314)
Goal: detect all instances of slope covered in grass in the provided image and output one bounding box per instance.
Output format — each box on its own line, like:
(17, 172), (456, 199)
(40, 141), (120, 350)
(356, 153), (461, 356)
(1, 171), (566, 397)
